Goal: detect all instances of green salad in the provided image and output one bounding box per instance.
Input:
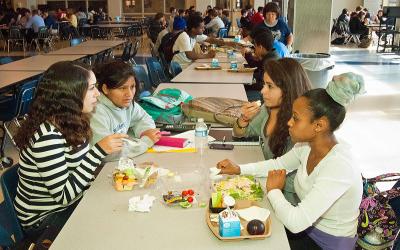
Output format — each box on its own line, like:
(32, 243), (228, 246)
(213, 175), (264, 201)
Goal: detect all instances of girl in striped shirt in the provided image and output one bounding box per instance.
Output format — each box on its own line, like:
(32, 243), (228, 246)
(13, 61), (128, 243)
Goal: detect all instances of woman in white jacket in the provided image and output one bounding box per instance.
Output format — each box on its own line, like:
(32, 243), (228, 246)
(217, 73), (365, 250)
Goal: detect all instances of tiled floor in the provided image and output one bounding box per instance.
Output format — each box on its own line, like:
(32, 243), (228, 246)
(1, 42), (400, 201)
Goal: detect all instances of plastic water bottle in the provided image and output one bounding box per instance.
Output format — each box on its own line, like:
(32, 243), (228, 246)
(118, 140), (134, 170)
(230, 61), (238, 70)
(211, 58), (219, 68)
(195, 118), (208, 156)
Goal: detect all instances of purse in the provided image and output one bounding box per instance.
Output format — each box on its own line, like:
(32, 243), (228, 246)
(181, 97), (246, 126)
(357, 173), (400, 250)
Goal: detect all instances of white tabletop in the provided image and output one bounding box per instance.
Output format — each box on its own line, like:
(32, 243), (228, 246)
(171, 63), (253, 84)
(77, 40), (125, 47)
(0, 70), (42, 90)
(50, 147), (290, 250)
(196, 52), (246, 63)
(45, 46), (111, 55)
(156, 83), (248, 100)
(0, 55), (85, 71)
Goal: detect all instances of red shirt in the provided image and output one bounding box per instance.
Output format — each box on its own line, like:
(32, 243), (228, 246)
(251, 12), (264, 26)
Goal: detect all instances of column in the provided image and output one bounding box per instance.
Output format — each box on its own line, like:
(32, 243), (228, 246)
(108, 0), (123, 19)
(292, 0), (332, 53)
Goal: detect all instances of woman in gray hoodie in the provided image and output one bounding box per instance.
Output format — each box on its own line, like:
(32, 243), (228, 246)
(90, 61), (160, 160)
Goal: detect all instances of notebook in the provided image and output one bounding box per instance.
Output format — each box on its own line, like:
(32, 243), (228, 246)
(208, 128), (261, 146)
(155, 136), (190, 148)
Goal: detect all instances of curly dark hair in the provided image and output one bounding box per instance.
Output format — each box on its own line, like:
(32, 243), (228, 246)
(264, 58), (312, 157)
(15, 61), (93, 150)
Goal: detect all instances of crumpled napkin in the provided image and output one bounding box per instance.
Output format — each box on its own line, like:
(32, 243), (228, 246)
(128, 194), (156, 212)
(209, 167), (223, 181)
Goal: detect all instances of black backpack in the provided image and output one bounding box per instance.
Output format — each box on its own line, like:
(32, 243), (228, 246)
(159, 31), (184, 63)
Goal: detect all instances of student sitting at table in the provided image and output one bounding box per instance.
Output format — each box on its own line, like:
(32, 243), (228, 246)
(90, 61), (160, 160)
(233, 58), (311, 159)
(205, 9), (225, 37)
(14, 61), (127, 244)
(241, 29), (279, 95)
(217, 72), (365, 250)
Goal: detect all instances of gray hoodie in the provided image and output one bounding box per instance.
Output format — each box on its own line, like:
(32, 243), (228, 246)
(90, 94), (156, 161)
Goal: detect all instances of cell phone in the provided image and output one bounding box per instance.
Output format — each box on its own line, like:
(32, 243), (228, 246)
(209, 143), (234, 150)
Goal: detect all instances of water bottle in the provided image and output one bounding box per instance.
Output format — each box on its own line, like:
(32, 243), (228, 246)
(118, 140), (134, 170)
(195, 118), (208, 156)
(363, 227), (384, 245)
(230, 61), (238, 70)
(211, 58), (219, 68)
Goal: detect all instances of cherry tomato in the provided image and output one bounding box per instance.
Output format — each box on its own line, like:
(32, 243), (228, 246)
(187, 196), (194, 203)
(187, 189), (194, 196)
(182, 190), (188, 197)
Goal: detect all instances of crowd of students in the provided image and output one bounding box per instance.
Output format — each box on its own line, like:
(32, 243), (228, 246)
(3, 3), (371, 250)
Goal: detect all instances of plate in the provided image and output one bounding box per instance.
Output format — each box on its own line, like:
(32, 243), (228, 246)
(206, 200), (272, 241)
(226, 67), (257, 73)
(195, 66), (222, 70)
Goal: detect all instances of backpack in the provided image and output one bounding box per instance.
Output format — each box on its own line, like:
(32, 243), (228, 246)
(159, 31), (184, 63)
(357, 173), (400, 250)
(139, 88), (192, 124)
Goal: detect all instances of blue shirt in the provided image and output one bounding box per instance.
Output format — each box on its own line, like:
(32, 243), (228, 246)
(44, 15), (57, 29)
(258, 19), (292, 45)
(25, 15), (45, 33)
(273, 40), (289, 58)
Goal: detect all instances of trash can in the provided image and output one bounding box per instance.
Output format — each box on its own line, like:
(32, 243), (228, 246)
(291, 53), (335, 89)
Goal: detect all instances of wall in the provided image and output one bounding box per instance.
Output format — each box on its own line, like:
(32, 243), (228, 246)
(108, 0), (122, 18)
(293, 0), (332, 53)
(196, 0), (215, 13)
(331, 0), (362, 19)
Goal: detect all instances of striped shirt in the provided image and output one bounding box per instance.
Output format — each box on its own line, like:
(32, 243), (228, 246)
(14, 122), (107, 228)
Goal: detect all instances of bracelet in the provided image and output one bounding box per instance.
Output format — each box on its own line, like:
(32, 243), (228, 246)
(236, 117), (249, 129)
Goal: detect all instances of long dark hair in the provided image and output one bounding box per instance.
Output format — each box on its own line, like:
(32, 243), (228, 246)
(15, 61), (93, 150)
(264, 58), (312, 157)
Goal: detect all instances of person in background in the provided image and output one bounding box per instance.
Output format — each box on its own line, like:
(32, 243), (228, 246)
(87, 8), (96, 24)
(149, 12), (167, 43)
(178, 9), (185, 18)
(76, 7), (87, 22)
(14, 61), (127, 245)
(338, 8), (349, 23)
(154, 13), (172, 55)
(251, 6), (264, 26)
(363, 8), (371, 20)
(43, 10), (57, 29)
(66, 8), (77, 28)
(355, 6), (363, 14)
(17, 8), (30, 27)
(25, 9), (45, 42)
(259, 2), (293, 48)
(218, 72), (365, 250)
(168, 7), (177, 32)
(98, 7), (107, 21)
(221, 10), (230, 27)
(90, 61), (160, 160)
(203, 8), (212, 25)
(240, 8), (252, 37)
(241, 29), (280, 98)
(349, 11), (369, 40)
(205, 9), (225, 37)
(204, 5), (212, 18)
(245, 25), (289, 58)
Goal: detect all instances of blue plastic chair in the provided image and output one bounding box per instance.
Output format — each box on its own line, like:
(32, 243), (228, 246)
(70, 37), (83, 47)
(0, 164), (24, 248)
(132, 65), (153, 99)
(169, 61), (182, 78)
(0, 80), (38, 165)
(120, 42), (132, 63)
(225, 21), (232, 34)
(145, 57), (169, 87)
(0, 57), (13, 65)
(218, 28), (228, 38)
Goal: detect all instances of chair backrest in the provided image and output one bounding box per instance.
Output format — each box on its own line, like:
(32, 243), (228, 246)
(130, 39), (140, 60)
(16, 79), (38, 117)
(169, 61), (182, 78)
(37, 26), (49, 39)
(0, 57), (13, 65)
(218, 28), (228, 38)
(121, 42), (132, 62)
(9, 27), (23, 40)
(91, 27), (102, 39)
(236, 18), (241, 28)
(78, 18), (88, 27)
(0, 164), (24, 247)
(70, 37), (83, 47)
(132, 65), (152, 96)
(125, 26), (135, 38)
(226, 21), (232, 34)
(145, 57), (169, 87)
